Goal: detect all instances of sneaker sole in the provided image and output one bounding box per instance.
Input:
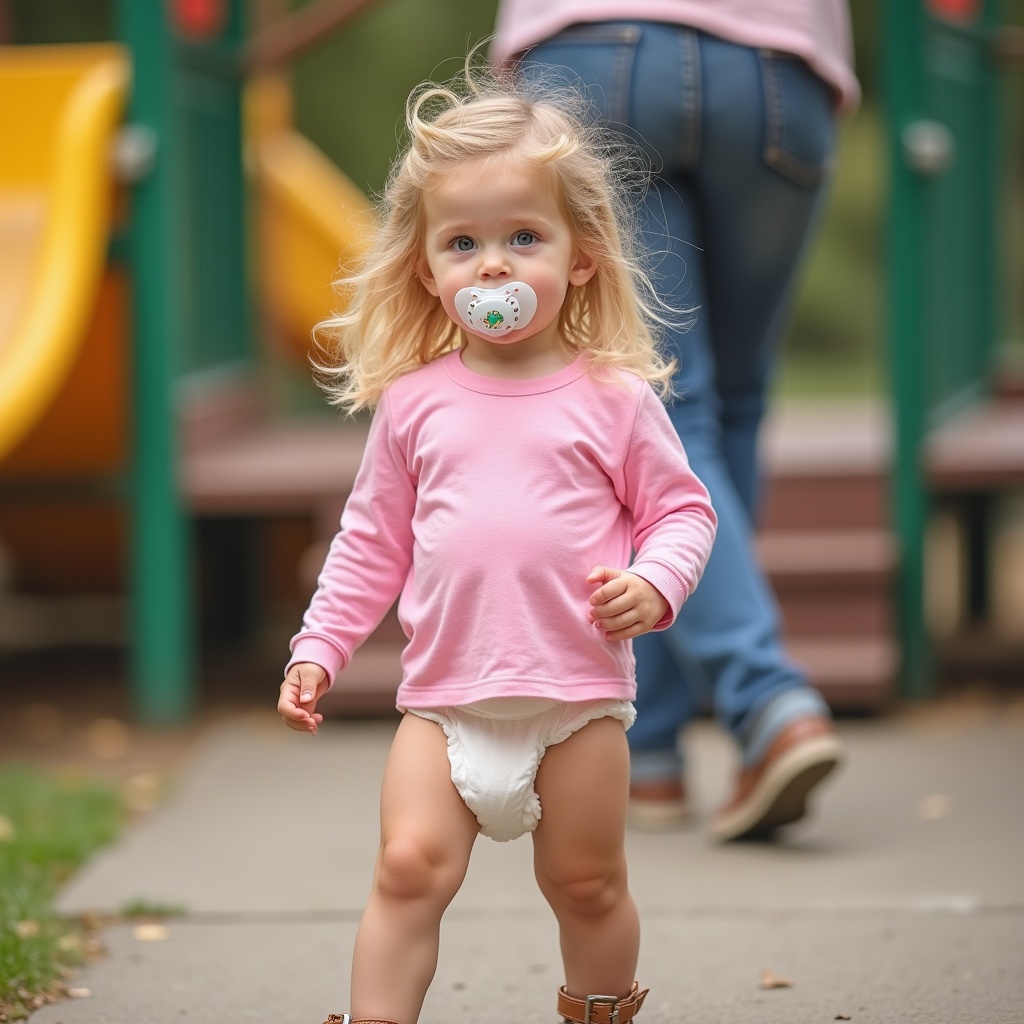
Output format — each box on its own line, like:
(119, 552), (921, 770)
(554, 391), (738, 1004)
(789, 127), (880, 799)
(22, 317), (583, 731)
(710, 734), (844, 843)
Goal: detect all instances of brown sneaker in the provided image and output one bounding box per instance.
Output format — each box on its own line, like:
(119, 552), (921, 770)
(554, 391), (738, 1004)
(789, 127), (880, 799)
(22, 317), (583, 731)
(711, 715), (843, 842)
(628, 777), (689, 830)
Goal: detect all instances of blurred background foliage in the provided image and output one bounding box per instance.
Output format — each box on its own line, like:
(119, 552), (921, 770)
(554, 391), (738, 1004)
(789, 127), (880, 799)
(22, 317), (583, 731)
(9, 0), (1022, 398)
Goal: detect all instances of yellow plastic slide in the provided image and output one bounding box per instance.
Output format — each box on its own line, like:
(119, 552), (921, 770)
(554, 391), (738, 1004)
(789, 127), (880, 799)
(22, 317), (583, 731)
(0, 53), (371, 470)
(246, 74), (375, 362)
(0, 44), (129, 464)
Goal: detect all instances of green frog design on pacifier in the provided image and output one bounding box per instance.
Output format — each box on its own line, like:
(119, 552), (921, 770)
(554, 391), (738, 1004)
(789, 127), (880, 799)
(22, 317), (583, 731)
(454, 282), (538, 334)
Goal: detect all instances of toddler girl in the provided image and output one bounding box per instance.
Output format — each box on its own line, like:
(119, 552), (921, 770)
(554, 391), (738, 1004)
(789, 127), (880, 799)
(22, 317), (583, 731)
(278, 61), (716, 1024)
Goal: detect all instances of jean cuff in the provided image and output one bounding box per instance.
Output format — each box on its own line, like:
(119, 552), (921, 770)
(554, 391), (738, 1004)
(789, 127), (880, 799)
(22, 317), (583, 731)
(628, 748), (684, 785)
(742, 687), (831, 767)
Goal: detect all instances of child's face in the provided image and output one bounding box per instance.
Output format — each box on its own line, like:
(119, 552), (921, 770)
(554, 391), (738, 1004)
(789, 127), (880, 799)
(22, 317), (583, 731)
(414, 157), (595, 364)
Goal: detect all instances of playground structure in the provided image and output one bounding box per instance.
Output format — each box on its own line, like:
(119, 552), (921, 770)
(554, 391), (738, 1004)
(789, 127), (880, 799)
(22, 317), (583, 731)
(0, 0), (1022, 723)
(885, 0), (1024, 695)
(0, 2), (378, 722)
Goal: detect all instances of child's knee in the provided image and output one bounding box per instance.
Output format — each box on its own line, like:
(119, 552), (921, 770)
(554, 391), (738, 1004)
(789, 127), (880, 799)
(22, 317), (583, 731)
(539, 863), (627, 917)
(375, 835), (461, 903)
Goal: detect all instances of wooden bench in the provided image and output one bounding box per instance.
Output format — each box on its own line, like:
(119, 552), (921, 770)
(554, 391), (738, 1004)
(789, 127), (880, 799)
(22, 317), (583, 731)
(177, 375), (401, 714)
(923, 393), (1024, 635)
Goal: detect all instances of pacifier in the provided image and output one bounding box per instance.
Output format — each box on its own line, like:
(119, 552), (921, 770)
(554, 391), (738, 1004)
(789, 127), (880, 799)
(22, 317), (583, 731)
(454, 282), (538, 334)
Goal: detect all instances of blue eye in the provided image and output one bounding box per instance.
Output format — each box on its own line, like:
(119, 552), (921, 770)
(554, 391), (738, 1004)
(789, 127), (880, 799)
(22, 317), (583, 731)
(452, 236), (475, 252)
(512, 230), (536, 246)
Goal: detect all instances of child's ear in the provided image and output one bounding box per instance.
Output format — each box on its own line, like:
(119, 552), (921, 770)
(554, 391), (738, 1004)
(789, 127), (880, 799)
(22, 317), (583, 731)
(569, 247), (597, 287)
(414, 255), (440, 297)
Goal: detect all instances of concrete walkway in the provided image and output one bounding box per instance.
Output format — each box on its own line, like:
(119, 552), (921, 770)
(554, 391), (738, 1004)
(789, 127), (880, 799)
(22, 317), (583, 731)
(29, 702), (1024, 1024)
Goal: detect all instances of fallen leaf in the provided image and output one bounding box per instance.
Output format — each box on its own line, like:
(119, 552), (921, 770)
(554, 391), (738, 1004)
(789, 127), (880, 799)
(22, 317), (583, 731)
(86, 717), (131, 760)
(124, 771), (163, 813)
(15, 920), (40, 938)
(759, 969), (794, 990)
(0, 814), (15, 841)
(68, 987), (92, 998)
(131, 923), (169, 942)
(76, 909), (107, 934)
(57, 933), (85, 954)
(918, 793), (952, 820)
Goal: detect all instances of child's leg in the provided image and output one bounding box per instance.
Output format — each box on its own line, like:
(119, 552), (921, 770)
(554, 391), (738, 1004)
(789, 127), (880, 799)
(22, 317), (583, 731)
(532, 715), (640, 1000)
(351, 712), (479, 1024)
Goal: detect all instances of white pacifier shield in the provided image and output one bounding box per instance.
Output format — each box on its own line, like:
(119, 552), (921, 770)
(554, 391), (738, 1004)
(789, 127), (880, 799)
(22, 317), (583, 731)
(454, 282), (538, 334)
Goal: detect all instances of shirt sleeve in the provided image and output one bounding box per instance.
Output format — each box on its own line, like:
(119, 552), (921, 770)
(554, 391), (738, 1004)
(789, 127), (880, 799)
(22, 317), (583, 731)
(621, 385), (717, 628)
(286, 392), (416, 683)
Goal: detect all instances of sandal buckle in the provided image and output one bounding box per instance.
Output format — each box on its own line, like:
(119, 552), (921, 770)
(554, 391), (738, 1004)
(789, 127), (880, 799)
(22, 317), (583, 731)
(584, 994), (620, 1024)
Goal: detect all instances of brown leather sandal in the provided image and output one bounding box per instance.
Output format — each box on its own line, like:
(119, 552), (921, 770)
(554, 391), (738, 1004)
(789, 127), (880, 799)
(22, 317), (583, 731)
(557, 982), (649, 1024)
(321, 985), (649, 1024)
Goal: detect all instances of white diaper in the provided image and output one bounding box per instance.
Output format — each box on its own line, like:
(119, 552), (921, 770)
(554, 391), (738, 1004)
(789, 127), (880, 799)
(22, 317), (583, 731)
(408, 697), (635, 842)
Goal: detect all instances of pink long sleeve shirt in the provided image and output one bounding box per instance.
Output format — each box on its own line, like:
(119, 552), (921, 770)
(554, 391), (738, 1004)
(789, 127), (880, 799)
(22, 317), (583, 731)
(288, 350), (716, 709)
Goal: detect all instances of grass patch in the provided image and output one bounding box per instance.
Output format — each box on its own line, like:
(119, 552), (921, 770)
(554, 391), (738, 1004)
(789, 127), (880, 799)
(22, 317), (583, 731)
(0, 766), (122, 1022)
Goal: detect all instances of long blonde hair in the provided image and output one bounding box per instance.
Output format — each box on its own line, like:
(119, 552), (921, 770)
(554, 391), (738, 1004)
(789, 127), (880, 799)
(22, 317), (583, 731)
(314, 60), (680, 412)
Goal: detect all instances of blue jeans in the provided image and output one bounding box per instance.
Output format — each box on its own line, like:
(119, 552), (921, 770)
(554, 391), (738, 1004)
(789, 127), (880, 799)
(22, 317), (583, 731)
(519, 22), (836, 777)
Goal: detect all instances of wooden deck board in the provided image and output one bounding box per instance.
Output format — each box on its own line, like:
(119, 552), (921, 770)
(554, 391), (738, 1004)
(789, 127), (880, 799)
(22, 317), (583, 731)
(180, 417), (368, 516)
(925, 399), (1024, 492)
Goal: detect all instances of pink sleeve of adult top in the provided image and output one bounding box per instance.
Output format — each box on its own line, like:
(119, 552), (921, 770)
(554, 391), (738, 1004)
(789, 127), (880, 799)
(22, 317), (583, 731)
(620, 384), (717, 628)
(286, 392), (416, 683)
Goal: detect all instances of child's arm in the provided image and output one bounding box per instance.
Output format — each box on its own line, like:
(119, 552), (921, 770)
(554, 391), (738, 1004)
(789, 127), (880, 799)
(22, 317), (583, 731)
(286, 392), (417, 688)
(278, 662), (330, 734)
(586, 565), (669, 641)
(616, 385), (718, 628)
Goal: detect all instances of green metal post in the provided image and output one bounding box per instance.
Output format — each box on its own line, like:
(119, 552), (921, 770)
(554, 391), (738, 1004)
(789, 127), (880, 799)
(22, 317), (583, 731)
(976, 0), (1000, 392)
(885, 0), (931, 698)
(116, 1), (195, 724)
(887, 0), (1004, 699)
(924, 0), (1001, 416)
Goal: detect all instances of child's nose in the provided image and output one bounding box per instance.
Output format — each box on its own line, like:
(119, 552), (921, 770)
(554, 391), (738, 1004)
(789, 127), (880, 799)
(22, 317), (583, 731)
(478, 246), (510, 278)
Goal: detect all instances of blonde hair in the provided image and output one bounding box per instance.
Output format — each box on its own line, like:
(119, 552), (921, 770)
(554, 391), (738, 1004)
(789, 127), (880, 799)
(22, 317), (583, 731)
(314, 60), (679, 412)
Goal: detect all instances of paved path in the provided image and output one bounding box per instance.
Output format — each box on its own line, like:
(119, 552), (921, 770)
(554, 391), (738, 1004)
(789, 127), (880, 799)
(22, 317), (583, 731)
(29, 703), (1024, 1024)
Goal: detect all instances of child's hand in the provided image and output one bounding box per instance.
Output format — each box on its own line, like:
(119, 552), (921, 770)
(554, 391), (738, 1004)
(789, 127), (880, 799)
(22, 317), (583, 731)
(278, 663), (330, 735)
(586, 566), (669, 641)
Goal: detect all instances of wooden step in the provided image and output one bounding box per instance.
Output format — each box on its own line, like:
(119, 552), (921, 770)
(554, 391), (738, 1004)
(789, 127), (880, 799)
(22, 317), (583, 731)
(761, 472), (889, 532)
(924, 396), (1024, 492)
(787, 636), (898, 711)
(759, 529), (896, 639)
(756, 403), (898, 709)
(181, 416), (367, 525)
(759, 528), (896, 583)
(760, 398), (891, 532)
(759, 528), (897, 710)
(761, 398), (891, 476)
